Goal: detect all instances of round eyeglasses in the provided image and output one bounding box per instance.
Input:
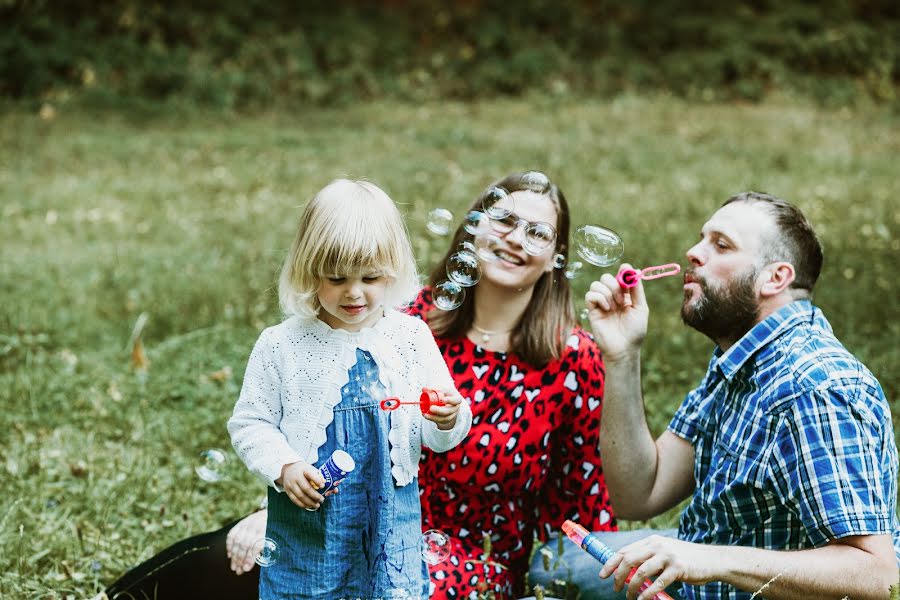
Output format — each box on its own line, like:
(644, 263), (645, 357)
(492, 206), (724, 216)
(488, 213), (557, 255)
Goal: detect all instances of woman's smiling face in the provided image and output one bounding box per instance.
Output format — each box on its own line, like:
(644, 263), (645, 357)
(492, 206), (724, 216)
(479, 190), (558, 291)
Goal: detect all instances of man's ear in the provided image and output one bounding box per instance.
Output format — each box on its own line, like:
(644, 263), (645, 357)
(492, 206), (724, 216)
(760, 262), (795, 297)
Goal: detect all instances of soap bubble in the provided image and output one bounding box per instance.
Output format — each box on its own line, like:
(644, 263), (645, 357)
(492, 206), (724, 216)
(481, 187), (513, 220)
(564, 261), (584, 280)
(522, 223), (557, 256)
(446, 251), (482, 287)
(474, 234), (502, 262)
(433, 280), (465, 311)
(458, 240), (477, 254)
(573, 225), (624, 267)
(552, 254), (567, 269)
(463, 210), (490, 236)
(579, 308), (589, 322)
(195, 448), (227, 483)
(253, 537), (279, 567)
(426, 208), (454, 236)
(422, 529), (452, 565)
(519, 171), (551, 193)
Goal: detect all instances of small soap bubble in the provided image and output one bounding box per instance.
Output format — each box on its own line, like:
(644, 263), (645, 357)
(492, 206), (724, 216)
(422, 529), (452, 565)
(552, 254), (567, 269)
(195, 448), (227, 483)
(433, 280), (465, 311)
(519, 171), (551, 193)
(579, 308), (589, 322)
(481, 187), (513, 220)
(521, 221), (557, 256)
(474, 234), (502, 262)
(463, 210), (490, 236)
(253, 537), (279, 567)
(573, 225), (625, 267)
(446, 251), (482, 287)
(564, 261), (584, 280)
(426, 208), (454, 236)
(458, 240), (477, 254)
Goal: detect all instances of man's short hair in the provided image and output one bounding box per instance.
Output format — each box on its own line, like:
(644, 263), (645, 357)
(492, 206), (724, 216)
(723, 192), (824, 293)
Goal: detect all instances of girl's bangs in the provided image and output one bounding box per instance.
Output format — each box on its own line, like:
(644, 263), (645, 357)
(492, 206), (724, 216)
(311, 228), (399, 279)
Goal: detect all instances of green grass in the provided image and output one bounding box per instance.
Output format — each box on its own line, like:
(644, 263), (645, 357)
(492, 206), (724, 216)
(1, 94), (898, 598)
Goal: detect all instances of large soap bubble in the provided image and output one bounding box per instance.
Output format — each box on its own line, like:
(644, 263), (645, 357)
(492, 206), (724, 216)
(573, 225), (624, 267)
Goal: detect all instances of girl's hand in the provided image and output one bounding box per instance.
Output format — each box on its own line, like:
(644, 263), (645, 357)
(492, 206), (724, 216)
(226, 509), (268, 575)
(424, 389), (463, 430)
(277, 460), (326, 510)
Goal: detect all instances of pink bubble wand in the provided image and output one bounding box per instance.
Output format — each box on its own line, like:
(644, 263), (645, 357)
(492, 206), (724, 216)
(616, 263), (681, 288)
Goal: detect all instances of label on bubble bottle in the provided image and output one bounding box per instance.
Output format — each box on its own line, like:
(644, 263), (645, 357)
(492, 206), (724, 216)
(319, 449), (355, 494)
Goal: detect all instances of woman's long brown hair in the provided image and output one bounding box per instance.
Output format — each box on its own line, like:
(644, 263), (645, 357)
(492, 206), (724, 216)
(426, 172), (575, 367)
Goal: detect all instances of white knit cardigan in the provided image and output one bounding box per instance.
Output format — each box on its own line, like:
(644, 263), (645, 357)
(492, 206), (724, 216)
(228, 309), (472, 489)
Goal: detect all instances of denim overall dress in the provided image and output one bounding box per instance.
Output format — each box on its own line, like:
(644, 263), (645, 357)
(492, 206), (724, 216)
(261, 348), (429, 600)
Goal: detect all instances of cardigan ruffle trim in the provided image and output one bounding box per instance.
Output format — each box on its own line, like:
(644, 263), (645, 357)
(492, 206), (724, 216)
(302, 312), (420, 486)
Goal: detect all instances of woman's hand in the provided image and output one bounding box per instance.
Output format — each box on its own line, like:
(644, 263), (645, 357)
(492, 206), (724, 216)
(424, 389), (463, 431)
(226, 509), (268, 575)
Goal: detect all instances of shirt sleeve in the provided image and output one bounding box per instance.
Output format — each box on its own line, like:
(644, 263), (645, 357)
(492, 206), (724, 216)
(766, 385), (897, 545)
(535, 333), (616, 537)
(668, 354), (721, 443)
(227, 329), (303, 489)
(414, 317), (472, 452)
(401, 287), (430, 321)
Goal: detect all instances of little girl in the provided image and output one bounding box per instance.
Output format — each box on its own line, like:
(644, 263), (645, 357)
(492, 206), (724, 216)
(228, 179), (472, 600)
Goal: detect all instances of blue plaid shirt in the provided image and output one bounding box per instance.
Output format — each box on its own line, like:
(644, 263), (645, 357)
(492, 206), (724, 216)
(668, 300), (899, 599)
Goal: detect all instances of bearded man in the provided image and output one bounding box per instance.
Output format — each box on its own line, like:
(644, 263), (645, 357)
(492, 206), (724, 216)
(585, 192), (899, 599)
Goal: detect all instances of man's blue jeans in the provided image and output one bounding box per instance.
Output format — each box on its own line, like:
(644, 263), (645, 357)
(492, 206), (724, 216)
(525, 529), (683, 599)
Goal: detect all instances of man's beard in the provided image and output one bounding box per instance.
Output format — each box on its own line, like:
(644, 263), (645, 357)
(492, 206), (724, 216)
(681, 268), (760, 344)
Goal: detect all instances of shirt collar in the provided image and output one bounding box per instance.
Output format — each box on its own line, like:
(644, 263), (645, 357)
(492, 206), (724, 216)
(714, 299), (816, 381)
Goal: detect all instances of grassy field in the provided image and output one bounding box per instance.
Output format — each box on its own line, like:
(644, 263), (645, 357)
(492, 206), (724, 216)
(1, 95), (898, 598)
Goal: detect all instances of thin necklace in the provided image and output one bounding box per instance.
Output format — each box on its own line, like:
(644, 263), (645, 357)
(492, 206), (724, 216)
(471, 323), (512, 345)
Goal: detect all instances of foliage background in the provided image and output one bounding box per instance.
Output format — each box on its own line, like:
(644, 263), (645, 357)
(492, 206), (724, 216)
(2, 0), (899, 110)
(1, 2), (899, 599)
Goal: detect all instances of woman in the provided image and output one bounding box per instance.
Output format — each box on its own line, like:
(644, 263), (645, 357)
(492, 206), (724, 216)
(406, 171), (615, 599)
(99, 171), (615, 600)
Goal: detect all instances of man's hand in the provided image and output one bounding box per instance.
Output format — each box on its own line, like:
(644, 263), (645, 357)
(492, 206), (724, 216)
(423, 389), (463, 430)
(599, 536), (716, 600)
(584, 265), (650, 361)
(226, 509), (268, 575)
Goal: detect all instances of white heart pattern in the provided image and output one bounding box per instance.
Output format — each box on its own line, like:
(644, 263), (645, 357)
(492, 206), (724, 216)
(509, 365), (525, 382)
(524, 388), (540, 402)
(472, 364), (489, 379)
(564, 371), (578, 391)
(588, 396), (600, 411)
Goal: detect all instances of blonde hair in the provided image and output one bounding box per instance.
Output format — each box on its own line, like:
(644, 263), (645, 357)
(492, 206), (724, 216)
(279, 179), (419, 319)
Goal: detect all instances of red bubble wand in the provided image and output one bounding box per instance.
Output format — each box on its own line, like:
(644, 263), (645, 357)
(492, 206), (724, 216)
(380, 388), (446, 414)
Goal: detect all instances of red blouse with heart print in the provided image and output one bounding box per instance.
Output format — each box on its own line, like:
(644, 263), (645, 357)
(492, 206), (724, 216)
(406, 288), (616, 600)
